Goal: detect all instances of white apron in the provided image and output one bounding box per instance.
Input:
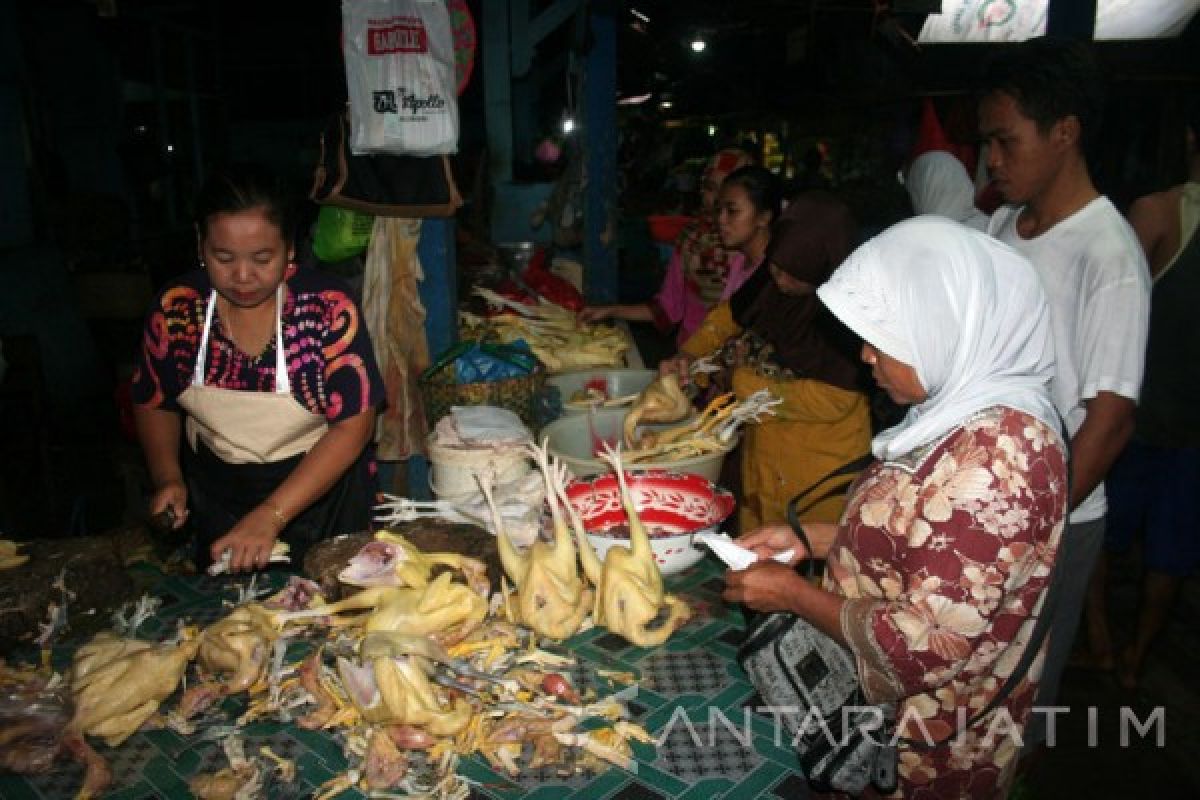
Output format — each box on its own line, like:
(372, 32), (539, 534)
(178, 287), (327, 464)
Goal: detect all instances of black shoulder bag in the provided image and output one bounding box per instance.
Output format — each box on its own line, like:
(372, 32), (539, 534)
(310, 110), (463, 218)
(738, 449), (1067, 795)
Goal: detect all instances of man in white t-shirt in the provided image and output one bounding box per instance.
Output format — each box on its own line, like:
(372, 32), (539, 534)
(978, 38), (1151, 752)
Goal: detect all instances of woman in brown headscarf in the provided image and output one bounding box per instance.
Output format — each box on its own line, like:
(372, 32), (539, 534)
(580, 149), (754, 346)
(667, 192), (872, 529)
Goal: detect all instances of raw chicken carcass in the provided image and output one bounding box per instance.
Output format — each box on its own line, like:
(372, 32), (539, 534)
(197, 604), (278, 694)
(336, 653), (472, 736)
(622, 374), (691, 449)
(338, 531), (489, 598)
(0, 539), (29, 569)
(483, 440), (592, 641)
(569, 445), (691, 647)
(69, 631), (200, 747)
(275, 571), (487, 644)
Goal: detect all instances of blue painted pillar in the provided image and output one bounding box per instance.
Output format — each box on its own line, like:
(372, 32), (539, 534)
(417, 218), (459, 360)
(402, 217), (458, 501)
(583, 0), (618, 303)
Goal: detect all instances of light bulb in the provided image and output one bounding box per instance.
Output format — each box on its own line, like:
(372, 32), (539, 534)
(691, 38), (706, 53)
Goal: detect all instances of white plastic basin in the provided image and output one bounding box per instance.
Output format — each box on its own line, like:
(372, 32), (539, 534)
(546, 368), (658, 416)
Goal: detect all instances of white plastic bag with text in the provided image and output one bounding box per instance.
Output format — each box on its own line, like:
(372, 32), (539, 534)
(342, 0), (459, 155)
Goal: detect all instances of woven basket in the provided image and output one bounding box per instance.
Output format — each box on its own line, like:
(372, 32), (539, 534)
(420, 364), (545, 429)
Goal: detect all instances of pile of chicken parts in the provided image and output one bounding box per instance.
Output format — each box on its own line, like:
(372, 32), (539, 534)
(462, 287), (629, 373)
(621, 374), (782, 463)
(0, 443), (688, 799)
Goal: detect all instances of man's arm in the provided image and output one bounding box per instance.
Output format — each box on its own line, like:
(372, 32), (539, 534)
(1069, 391), (1136, 510)
(1127, 190), (1178, 280)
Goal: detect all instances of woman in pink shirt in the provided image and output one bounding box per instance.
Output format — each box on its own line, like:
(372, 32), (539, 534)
(580, 149), (756, 347)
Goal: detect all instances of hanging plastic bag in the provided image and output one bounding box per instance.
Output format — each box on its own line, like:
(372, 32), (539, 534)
(312, 205), (375, 262)
(342, 0), (459, 156)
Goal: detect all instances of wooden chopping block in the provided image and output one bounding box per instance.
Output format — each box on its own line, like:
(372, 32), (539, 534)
(0, 537), (136, 653)
(302, 520), (502, 601)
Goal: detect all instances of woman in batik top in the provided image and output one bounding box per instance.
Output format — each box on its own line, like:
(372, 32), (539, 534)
(725, 217), (1067, 799)
(132, 164), (384, 572)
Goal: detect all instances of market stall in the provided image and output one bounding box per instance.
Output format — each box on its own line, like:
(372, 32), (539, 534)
(0, 536), (808, 800)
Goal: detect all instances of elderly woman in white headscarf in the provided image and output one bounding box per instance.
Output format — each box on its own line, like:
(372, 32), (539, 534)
(724, 217), (1067, 799)
(906, 151), (990, 231)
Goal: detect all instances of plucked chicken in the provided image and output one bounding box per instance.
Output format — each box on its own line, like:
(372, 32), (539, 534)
(0, 539), (29, 569)
(568, 445), (691, 647)
(70, 631), (201, 746)
(624, 389), (781, 464)
(197, 603), (278, 694)
(275, 571), (487, 644)
(622, 374), (691, 449)
(336, 653), (472, 736)
(483, 440), (592, 641)
(338, 531), (490, 598)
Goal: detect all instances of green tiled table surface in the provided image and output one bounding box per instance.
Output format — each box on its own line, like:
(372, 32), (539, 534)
(0, 560), (811, 799)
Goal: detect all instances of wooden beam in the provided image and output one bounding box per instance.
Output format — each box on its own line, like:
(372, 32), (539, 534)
(512, 0), (584, 77)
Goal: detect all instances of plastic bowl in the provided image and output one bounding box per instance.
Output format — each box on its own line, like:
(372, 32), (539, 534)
(546, 368), (657, 416)
(542, 407), (735, 483)
(565, 470), (735, 575)
(647, 214), (694, 244)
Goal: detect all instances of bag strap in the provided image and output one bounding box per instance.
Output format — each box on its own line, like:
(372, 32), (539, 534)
(785, 453), (874, 580)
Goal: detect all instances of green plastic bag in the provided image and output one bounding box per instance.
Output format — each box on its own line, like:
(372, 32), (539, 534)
(312, 206), (374, 262)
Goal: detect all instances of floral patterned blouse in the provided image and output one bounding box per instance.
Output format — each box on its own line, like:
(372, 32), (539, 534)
(650, 215), (748, 347)
(828, 406), (1066, 799)
(131, 268), (385, 423)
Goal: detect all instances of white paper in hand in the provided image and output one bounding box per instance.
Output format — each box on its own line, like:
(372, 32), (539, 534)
(694, 532), (794, 571)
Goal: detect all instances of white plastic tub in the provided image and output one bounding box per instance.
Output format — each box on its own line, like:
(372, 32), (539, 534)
(546, 368), (657, 416)
(427, 434), (531, 500)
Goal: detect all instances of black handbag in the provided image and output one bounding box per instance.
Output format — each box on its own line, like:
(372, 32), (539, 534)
(738, 451), (1066, 795)
(309, 110), (463, 218)
(738, 454), (895, 794)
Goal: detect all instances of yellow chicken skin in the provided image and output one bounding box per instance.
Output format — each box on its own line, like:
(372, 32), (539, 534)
(275, 571), (487, 644)
(484, 440), (592, 641)
(570, 446), (691, 647)
(197, 604), (278, 695)
(336, 653), (472, 736)
(70, 632), (201, 747)
(339, 531), (490, 599)
(622, 373), (692, 449)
